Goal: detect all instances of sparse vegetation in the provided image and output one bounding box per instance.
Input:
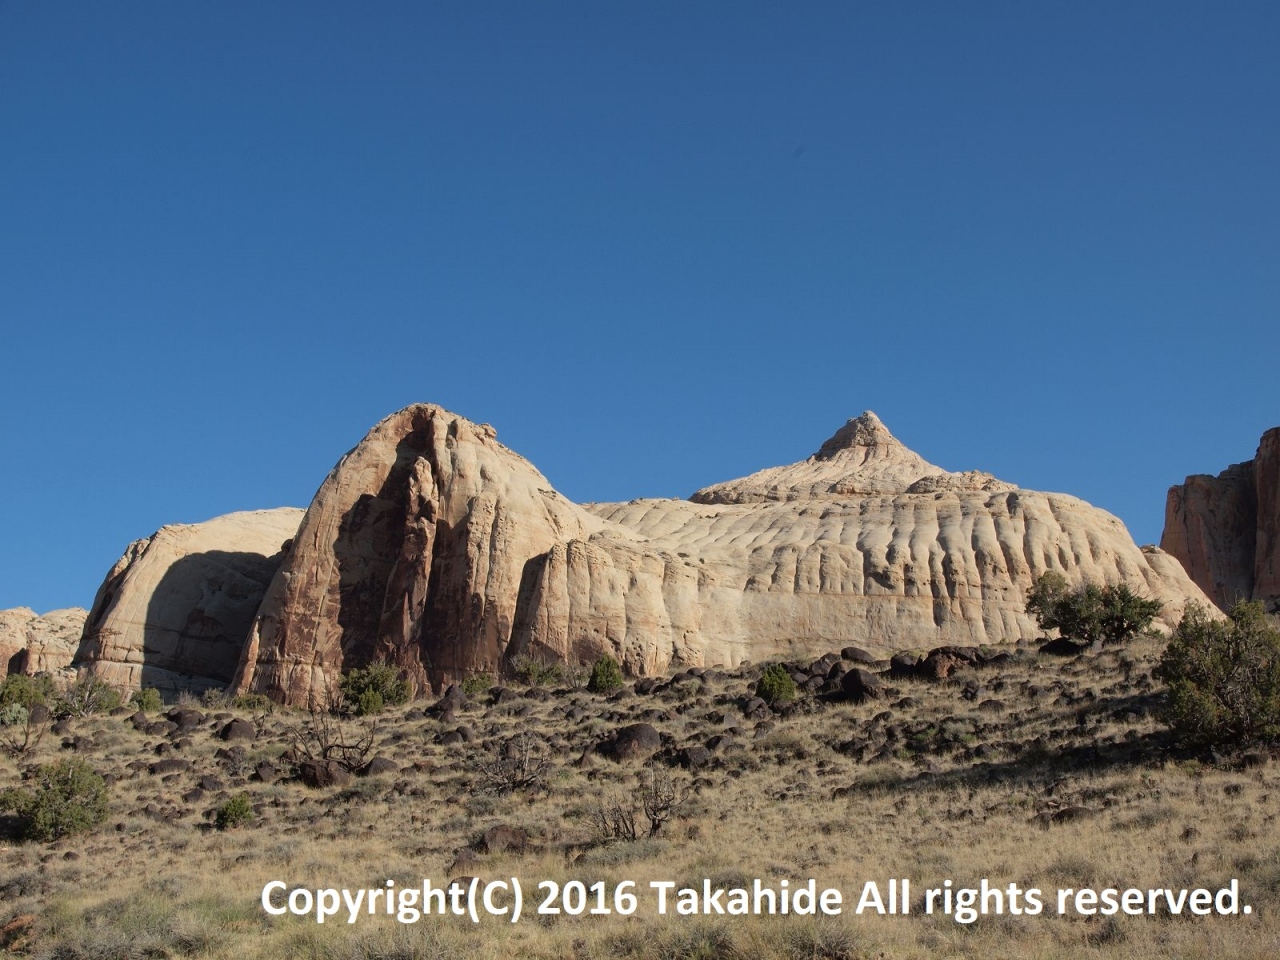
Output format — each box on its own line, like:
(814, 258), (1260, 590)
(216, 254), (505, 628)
(756, 663), (796, 705)
(1026, 571), (1162, 646)
(1, 630), (1278, 959)
(0, 756), (108, 841)
(234, 692), (275, 713)
(587, 654), (624, 694)
(200, 687), (233, 709)
(1159, 599), (1280, 747)
(460, 673), (493, 697)
(510, 653), (568, 687)
(130, 687), (163, 713)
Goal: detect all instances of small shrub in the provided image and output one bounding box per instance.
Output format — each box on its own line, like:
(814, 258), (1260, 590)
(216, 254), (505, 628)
(756, 664), (796, 705)
(340, 660), (410, 715)
(587, 655), (624, 694)
(510, 654), (566, 687)
(0, 757), (109, 841)
(460, 674), (493, 697)
(200, 688), (232, 709)
(1158, 600), (1280, 747)
(233, 693), (275, 713)
(0, 673), (56, 710)
(355, 688), (384, 717)
(215, 793), (255, 830)
(174, 689), (202, 708)
(57, 677), (122, 718)
(130, 688), (163, 713)
(0, 703), (28, 727)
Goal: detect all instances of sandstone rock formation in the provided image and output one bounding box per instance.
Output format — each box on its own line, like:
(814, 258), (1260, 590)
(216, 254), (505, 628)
(234, 405), (1210, 706)
(0, 607), (86, 679)
(74, 508), (304, 694)
(1161, 426), (1280, 613)
(231, 406), (605, 703)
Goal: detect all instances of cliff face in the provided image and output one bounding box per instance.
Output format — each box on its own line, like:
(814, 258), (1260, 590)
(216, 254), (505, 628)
(235, 406), (1210, 706)
(1162, 427), (1280, 613)
(73, 508), (304, 694)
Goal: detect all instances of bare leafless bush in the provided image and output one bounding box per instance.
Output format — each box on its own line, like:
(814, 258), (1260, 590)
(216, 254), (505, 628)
(476, 731), (551, 794)
(592, 794), (639, 842)
(641, 769), (691, 838)
(0, 707), (47, 758)
(280, 697), (378, 773)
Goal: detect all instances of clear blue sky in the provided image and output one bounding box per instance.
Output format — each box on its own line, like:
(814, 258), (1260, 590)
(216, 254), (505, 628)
(3, 2), (1277, 613)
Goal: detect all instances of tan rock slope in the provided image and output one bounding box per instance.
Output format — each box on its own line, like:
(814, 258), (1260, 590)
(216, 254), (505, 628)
(0, 607), (86, 679)
(234, 405), (1209, 706)
(1161, 426), (1280, 613)
(74, 508), (304, 694)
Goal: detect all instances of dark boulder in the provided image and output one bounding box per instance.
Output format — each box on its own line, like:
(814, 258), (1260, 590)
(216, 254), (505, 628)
(678, 745), (713, 769)
(362, 756), (398, 777)
(1039, 638), (1089, 657)
(890, 652), (924, 678)
(166, 708), (206, 731)
(297, 758), (352, 788)
(841, 646), (879, 664)
(604, 723), (662, 763)
(840, 668), (884, 703)
(219, 719), (255, 741)
(148, 758), (190, 776)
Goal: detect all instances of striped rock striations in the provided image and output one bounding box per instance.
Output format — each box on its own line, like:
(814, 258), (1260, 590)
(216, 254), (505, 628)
(74, 508), (304, 694)
(234, 405), (1210, 706)
(1161, 426), (1280, 613)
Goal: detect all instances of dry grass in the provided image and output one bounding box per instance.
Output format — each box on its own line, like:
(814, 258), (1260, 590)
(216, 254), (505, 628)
(2, 636), (1278, 958)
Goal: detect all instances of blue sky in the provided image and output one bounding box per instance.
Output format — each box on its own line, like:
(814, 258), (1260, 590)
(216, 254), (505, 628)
(2, 2), (1277, 613)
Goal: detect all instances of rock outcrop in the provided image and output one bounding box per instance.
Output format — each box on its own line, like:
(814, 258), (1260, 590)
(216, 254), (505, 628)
(231, 406), (604, 704)
(1161, 426), (1280, 613)
(74, 508), (304, 694)
(234, 405), (1210, 706)
(0, 607), (86, 679)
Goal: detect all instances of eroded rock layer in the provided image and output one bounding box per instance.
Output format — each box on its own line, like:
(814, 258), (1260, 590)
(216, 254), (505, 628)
(1162, 426), (1280, 613)
(236, 405), (1209, 706)
(74, 508), (304, 694)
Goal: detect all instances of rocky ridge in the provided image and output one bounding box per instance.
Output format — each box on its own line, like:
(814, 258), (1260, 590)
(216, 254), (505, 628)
(229, 404), (1209, 707)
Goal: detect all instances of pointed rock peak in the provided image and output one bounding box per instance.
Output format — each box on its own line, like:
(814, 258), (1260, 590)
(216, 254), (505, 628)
(691, 410), (1017, 504)
(815, 411), (899, 459)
